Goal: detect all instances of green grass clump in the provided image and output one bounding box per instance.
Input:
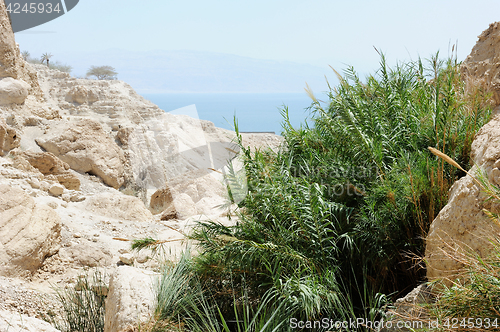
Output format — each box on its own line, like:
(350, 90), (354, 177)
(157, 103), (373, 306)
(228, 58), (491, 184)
(46, 270), (107, 332)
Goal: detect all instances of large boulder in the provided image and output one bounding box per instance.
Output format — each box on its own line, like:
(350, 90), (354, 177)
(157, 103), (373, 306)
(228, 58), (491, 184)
(0, 117), (20, 156)
(17, 151), (80, 190)
(104, 266), (158, 332)
(85, 193), (153, 222)
(0, 77), (30, 104)
(0, 184), (61, 277)
(426, 115), (500, 282)
(36, 119), (126, 189)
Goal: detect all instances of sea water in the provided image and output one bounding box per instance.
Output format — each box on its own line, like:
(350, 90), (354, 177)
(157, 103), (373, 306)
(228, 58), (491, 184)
(141, 93), (319, 135)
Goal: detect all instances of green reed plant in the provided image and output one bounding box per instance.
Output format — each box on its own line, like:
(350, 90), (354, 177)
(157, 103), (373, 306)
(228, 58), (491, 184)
(133, 51), (492, 330)
(188, 50), (492, 326)
(46, 270), (106, 332)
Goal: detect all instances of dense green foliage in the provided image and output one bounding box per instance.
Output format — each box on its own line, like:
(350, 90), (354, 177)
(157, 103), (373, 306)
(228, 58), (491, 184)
(185, 53), (492, 329)
(130, 53), (493, 331)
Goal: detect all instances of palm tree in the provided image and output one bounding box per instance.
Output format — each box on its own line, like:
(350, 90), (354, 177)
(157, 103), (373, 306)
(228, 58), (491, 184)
(40, 53), (53, 67)
(21, 51), (30, 61)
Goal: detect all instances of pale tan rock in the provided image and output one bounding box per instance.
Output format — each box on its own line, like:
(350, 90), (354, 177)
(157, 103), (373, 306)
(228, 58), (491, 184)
(151, 170), (226, 218)
(18, 151), (69, 174)
(0, 184), (61, 277)
(104, 266), (158, 332)
(149, 186), (173, 212)
(0, 77), (29, 104)
(462, 22), (500, 107)
(66, 85), (99, 104)
(426, 114), (500, 282)
(85, 193), (153, 222)
(48, 184), (64, 196)
(170, 193), (198, 219)
(18, 151), (80, 190)
(36, 119), (125, 188)
(159, 204), (179, 221)
(12, 155), (40, 174)
(59, 243), (112, 267)
(0, 309), (61, 332)
(116, 126), (133, 146)
(0, 117), (20, 156)
(54, 172), (80, 190)
(119, 253), (134, 265)
(425, 23), (500, 283)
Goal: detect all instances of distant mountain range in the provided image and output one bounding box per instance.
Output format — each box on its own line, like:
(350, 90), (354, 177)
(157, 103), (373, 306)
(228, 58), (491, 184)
(57, 49), (333, 94)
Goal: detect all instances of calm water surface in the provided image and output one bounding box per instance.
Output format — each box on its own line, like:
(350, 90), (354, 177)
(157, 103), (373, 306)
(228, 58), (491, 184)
(141, 93), (318, 135)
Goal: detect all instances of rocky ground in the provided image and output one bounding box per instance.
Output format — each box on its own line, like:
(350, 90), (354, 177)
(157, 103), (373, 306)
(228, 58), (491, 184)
(0, 3), (282, 327)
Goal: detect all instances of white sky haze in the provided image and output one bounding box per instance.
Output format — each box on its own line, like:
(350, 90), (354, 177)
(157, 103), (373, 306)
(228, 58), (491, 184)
(13, 0), (500, 88)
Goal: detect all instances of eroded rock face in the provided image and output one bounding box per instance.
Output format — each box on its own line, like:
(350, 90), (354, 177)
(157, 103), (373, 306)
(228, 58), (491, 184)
(426, 115), (500, 282)
(36, 119), (125, 189)
(59, 243), (113, 267)
(0, 117), (19, 155)
(104, 266), (158, 332)
(425, 22), (500, 283)
(150, 169), (226, 219)
(0, 184), (61, 277)
(85, 193), (153, 222)
(17, 151), (80, 190)
(0, 1), (42, 100)
(66, 85), (99, 104)
(462, 21), (500, 107)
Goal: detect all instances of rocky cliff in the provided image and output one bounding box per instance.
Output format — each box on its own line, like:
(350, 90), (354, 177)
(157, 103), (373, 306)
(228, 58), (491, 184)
(426, 22), (500, 283)
(0, 4), (282, 330)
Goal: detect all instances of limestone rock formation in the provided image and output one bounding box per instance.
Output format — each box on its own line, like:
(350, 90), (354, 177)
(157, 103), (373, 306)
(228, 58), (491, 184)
(36, 119), (125, 188)
(151, 169), (226, 219)
(104, 266), (158, 332)
(59, 243), (113, 267)
(66, 85), (99, 104)
(0, 309), (61, 332)
(17, 151), (80, 190)
(426, 23), (500, 282)
(0, 1), (42, 100)
(0, 184), (61, 277)
(85, 193), (153, 222)
(426, 116), (500, 281)
(462, 21), (500, 108)
(0, 116), (19, 155)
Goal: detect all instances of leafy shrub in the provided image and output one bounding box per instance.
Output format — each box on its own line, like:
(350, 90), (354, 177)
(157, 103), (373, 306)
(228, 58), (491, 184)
(86, 65), (117, 80)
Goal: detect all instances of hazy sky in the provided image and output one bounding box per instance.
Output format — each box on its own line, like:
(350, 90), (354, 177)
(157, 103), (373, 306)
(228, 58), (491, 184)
(14, 0), (500, 75)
